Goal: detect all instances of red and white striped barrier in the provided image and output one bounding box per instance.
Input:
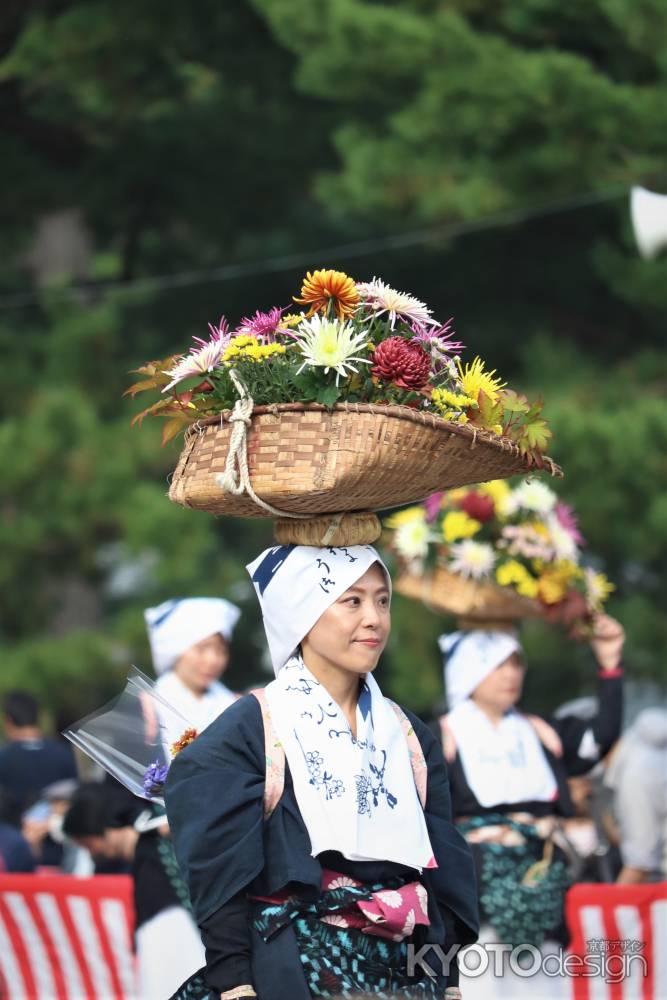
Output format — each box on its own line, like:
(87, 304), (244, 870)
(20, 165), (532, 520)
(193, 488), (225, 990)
(0, 874), (138, 999)
(566, 882), (667, 1000)
(0, 874), (665, 999)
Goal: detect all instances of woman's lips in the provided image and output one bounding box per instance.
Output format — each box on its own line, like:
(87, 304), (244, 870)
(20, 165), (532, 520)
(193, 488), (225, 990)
(355, 638), (382, 647)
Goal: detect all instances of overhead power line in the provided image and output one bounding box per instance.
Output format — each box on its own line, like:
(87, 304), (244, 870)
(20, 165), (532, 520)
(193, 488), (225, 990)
(0, 182), (634, 311)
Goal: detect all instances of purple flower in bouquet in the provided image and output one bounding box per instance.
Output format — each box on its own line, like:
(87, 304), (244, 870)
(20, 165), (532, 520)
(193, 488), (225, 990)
(411, 318), (465, 371)
(235, 306), (291, 342)
(143, 761), (170, 798)
(162, 317), (231, 393)
(555, 502), (585, 545)
(423, 492), (444, 523)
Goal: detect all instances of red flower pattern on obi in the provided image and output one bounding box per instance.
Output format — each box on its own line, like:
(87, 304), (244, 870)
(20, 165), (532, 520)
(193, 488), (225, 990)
(320, 868), (431, 941)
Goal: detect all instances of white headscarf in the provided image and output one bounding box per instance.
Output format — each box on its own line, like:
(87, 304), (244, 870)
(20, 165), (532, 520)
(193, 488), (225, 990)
(246, 544), (391, 675)
(439, 629), (521, 709)
(246, 544), (435, 870)
(144, 597), (241, 676)
(439, 629), (557, 808)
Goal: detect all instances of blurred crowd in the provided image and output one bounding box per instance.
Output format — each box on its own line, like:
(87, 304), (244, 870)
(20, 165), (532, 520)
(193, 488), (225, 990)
(2, 687), (665, 885)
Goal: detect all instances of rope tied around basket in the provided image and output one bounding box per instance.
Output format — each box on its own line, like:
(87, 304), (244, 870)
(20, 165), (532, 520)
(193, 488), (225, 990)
(214, 370), (312, 520)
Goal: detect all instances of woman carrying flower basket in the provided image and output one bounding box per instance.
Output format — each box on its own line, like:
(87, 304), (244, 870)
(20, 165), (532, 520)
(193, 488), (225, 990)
(164, 544), (479, 1000)
(437, 619), (624, 998)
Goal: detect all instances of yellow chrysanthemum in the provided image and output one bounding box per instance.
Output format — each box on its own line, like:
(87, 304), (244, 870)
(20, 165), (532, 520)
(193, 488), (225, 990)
(294, 269), (360, 320)
(223, 335), (286, 363)
(584, 568), (615, 611)
(478, 479), (512, 517)
(385, 506), (425, 529)
(496, 560), (539, 598)
(431, 387), (476, 416)
(442, 510), (482, 543)
(282, 313), (305, 327)
(536, 561), (580, 605)
(456, 356), (506, 403)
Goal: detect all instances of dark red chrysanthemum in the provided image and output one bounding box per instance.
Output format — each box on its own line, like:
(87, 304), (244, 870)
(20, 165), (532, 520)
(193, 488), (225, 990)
(371, 336), (431, 390)
(458, 491), (495, 523)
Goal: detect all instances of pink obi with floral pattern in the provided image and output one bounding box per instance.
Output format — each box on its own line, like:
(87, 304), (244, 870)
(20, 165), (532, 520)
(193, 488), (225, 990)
(250, 868), (431, 943)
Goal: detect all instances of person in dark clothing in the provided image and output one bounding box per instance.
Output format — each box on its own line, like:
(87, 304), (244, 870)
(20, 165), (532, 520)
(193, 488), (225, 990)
(0, 691), (78, 814)
(63, 780), (205, 997)
(166, 544), (479, 1000)
(0, 788), (35, 873)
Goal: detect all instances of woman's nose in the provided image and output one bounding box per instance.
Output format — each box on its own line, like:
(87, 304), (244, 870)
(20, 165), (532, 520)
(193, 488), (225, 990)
(361, 601), (381, 628)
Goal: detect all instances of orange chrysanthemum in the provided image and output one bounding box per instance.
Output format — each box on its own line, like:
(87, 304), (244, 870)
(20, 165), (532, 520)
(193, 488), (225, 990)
(170, 727), (199, 757)
(294, 269), (359, 319)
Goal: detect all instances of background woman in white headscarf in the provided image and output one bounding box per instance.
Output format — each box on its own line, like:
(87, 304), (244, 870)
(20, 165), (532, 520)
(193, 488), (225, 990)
(165, 544), (479, 1000)
(434, 614), (624, 998)
(145, 597), (241, 743)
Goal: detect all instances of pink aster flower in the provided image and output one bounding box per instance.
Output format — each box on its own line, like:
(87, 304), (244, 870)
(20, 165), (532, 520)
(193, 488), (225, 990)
(162, 317), (231, 393)
(411, 318), (465, 371)
(500, 524), (554, 561)
(235, 306), (291, 342)
(356, 278), (438, 330)
(423, 492), (444, 523)
(555, 502), (585, 546)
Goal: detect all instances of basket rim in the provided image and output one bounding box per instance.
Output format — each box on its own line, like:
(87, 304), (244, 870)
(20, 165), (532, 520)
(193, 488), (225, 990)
(395, 565), (544, 619)
(185, 401), (562, 478)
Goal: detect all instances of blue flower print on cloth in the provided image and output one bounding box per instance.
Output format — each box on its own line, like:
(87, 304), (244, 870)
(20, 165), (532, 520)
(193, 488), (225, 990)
(264, 657), (435, 870)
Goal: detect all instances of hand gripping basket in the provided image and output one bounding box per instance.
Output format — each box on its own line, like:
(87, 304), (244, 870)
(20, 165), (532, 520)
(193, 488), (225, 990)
(168, 402), (560, 545)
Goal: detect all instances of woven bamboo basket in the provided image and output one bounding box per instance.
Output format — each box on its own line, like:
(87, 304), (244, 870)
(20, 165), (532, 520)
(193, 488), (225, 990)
(168, 403), (560, 521)
(395, 565), (544, 623)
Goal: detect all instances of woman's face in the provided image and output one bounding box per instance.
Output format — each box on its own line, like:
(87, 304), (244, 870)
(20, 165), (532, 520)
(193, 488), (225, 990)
(301, 563), (391, 676)
(173, 633), (230, 694)
(471, 652), (525, 715)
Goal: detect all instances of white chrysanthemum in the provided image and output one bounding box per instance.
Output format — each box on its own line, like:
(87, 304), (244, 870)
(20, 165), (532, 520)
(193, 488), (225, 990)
(448, 540), (496, 579)
(546, 513), (579, 561)
(162, 337), (227, 393)
(356, 278), (437, 330)
(512, 479), (557, 515)
(394, 518), (433, 563)
(292, 314), (370, 384)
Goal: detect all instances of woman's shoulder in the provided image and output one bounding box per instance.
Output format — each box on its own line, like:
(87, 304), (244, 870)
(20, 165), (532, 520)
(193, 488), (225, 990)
(173, 691), (265, 770)
(393, 702), (440, 756)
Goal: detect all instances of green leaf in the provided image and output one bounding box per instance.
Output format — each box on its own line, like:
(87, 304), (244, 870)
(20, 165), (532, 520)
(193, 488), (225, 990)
(517, 417), (553, 454)
(500, 389), (531, 414)
(316, 384), (342, 408)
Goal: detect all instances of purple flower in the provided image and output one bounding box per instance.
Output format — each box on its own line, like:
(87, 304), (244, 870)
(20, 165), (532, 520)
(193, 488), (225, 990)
(411, 318), (465, 371)
(205, 316), (231, 343)
(423, 492), (444, 523)
(143, 760), (169, 798)
(235, 306), (290, 342)
(555, 502), (585, 545)
(162, 317), (231, 393)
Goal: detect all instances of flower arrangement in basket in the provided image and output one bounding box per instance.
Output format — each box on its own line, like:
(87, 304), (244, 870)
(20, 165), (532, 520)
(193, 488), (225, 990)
(126, 269), (560, 544)
(385, 478), (613, 624)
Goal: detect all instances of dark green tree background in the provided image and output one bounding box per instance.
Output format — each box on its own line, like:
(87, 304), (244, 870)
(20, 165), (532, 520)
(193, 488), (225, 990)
(1, 0), (665, 727)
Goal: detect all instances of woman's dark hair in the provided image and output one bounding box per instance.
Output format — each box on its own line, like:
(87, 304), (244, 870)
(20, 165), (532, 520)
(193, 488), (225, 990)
(3, 690), (39, 727)
(63, 780), (140, 838)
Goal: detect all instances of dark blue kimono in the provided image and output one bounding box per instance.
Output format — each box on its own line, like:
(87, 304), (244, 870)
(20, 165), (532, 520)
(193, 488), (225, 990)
(165, 693), (479, 999)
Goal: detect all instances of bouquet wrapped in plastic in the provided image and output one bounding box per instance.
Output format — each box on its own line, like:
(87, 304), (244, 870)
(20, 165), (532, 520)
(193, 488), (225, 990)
(64, 668), (198, 805)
